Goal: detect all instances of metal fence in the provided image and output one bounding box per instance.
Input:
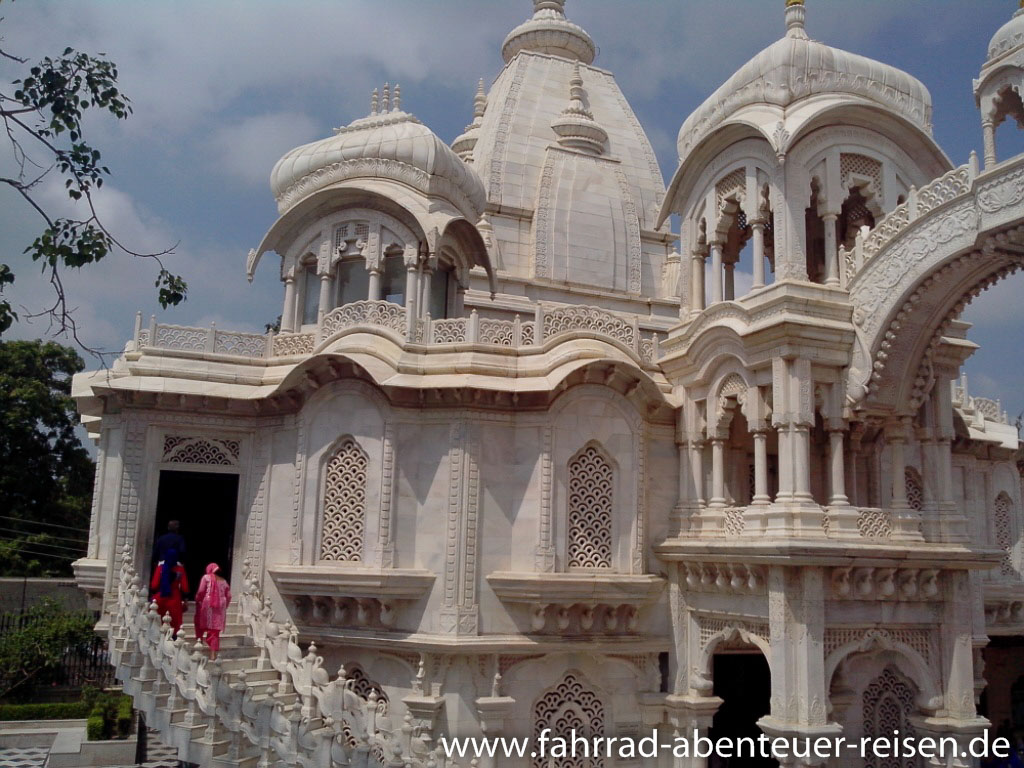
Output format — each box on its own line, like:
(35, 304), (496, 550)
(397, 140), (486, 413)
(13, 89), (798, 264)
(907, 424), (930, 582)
(0, 610), (115, 693)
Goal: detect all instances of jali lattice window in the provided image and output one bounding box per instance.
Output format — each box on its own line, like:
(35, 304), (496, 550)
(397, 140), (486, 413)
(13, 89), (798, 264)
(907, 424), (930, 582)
(904, 468), (924, 512)
(567, 444), (614, 569)
(995, 492), (1014, 576)
(320, 438), (368, 562)
(532, 673), (605, 768)
(862, 666), (919, 768)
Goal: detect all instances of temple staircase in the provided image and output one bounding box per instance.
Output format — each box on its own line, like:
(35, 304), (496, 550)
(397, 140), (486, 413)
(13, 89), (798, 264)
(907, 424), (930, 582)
(107, 546), (446, 768)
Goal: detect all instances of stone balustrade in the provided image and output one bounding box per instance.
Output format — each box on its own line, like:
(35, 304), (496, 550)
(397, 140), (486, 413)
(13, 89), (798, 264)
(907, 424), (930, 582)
(109, 546), (448, 767)
(842, 159), (977, 281)
(132, 301), (663, 365)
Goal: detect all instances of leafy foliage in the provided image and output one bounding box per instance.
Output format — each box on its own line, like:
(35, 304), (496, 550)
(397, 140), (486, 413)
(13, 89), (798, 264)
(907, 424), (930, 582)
(0, 5), (186, 350)
(0, 340), (94, 576)
(0, 599), (96, 701)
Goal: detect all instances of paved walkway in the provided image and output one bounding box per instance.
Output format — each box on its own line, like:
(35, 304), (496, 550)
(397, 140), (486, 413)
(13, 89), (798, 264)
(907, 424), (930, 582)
(0, 731), (180, 767)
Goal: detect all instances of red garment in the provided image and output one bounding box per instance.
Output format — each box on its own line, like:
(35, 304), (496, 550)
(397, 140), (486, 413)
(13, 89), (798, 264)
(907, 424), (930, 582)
(150, 563), (189, 633)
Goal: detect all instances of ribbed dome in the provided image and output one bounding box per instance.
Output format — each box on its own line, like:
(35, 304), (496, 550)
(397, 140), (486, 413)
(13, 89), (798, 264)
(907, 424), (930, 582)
(677, 2), (933, 159)
(271, 88), (485, 214)
(987, 7), (1024, 63)
(501, 0), (595, 65)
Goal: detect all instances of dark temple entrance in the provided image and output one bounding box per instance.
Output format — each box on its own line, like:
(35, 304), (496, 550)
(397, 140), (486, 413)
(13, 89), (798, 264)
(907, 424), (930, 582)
(710, 652), (776, 767)
(153, 470), (239, 595)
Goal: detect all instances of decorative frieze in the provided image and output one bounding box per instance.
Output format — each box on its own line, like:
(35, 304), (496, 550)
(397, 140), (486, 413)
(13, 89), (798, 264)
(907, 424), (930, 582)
(681, 563), (765, 594)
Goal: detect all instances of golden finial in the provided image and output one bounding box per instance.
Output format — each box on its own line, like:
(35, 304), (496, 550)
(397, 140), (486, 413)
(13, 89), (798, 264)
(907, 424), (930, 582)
(785, 0), (804, 5)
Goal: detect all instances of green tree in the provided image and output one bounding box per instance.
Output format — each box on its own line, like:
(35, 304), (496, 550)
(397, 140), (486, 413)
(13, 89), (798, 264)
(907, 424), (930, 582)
(0, 339), (94, 576)
(0, 1), (186, 346)
(0, 598), (96, 701)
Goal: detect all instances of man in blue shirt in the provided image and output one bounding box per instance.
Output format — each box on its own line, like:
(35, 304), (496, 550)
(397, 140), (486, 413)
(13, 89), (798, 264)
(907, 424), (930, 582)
(154, 520), (186, 564)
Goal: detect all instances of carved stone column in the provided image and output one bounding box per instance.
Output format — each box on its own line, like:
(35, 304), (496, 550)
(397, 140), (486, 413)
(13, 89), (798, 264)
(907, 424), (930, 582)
(983, 118), (997, 170)
(723, 260), (735, 301)
(367, 267), (382, 301)
(281, 270), (297, 333)
(750, 218), (766, 289)
(710, 240), (724, 305)
(672, 433), (695, 536)
(664, 694), (722, 768)
(888, 416), (923, 541)
(690, 249), (706, 317)
(934, 374), (968, 542)
(752, 430), (770, 506)
(709, 437), (727, 509)
(316, 240), (333, 323)
(822, 213), (840, 287)
(768, 358), (822, 534)
(761, 566), (840, 767)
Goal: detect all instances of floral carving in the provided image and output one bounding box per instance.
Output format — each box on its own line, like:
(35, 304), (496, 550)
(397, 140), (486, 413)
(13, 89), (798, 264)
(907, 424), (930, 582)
(320, 300), (406, 341)
(543, 305), (635, 349)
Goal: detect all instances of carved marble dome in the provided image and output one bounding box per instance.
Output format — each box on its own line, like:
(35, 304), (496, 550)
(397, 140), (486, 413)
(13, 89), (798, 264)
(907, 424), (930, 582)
(676, 0), (934, 160)
(987, 5), (1024, 64)
(270, 87), (486, 217)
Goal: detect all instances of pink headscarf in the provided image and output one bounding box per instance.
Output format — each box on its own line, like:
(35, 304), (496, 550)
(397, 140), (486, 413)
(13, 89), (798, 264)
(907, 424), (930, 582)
(205, 563), (225, 609)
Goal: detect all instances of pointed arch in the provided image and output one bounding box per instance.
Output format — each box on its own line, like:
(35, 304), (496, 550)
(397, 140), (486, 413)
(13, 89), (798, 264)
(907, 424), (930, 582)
(319, 436), (369, 562)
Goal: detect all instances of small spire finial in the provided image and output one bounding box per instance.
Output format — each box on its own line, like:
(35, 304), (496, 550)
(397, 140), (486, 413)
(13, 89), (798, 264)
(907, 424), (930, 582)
(473, 78), (487, 119)
(382, 82), (390, 113)
(785, 0), (808, 39)
(393, 84), (401, 112)
(371, 88), (379, 116)
(533, 0), (566, 17)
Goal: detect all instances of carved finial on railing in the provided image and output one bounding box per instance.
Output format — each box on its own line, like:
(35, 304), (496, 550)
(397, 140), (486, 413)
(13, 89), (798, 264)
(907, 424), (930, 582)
(371, 88), (379, 116)
(393, 84), (401, 112)
(382, 82), (390, 113)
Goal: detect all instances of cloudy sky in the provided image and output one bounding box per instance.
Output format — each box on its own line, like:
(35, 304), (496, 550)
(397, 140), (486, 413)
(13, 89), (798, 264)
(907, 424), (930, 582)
(2, 0), (1023, 423)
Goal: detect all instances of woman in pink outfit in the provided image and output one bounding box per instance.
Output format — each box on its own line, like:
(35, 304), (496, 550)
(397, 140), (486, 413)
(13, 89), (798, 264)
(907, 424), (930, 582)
(194, 563), (231, 659)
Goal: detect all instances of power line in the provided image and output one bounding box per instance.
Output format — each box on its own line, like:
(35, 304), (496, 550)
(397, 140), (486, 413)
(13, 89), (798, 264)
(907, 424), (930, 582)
(0, 536), (85, 555)
(0, 546), (79, 562)
(0, 527), (86, 546)
(0, 515), (88, 533)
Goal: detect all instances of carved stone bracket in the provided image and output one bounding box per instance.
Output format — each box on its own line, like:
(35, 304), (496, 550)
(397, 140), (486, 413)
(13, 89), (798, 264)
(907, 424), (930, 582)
(681, 562), (765, 594)
(269, 567), (434, 629)
(829, 566), (939, 601)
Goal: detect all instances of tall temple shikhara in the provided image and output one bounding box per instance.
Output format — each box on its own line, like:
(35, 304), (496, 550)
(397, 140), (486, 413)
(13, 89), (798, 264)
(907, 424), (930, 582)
(74, 1), (1024, 765)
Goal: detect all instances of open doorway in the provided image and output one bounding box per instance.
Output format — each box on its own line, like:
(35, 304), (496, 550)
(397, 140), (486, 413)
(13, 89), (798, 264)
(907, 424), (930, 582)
(710, 651), (776, 767)
(153, 470), (239, 595)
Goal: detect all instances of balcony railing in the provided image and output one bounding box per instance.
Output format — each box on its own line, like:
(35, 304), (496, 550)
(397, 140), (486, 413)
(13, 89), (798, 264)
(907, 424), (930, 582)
(132, 301), (663, 365)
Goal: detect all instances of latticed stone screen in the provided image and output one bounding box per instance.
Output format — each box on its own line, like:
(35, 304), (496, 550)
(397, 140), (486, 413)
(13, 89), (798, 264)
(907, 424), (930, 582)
(567, 445), (613, 569)
(320, 438), (368, 562)
(532, 673), (605, 768)
(995, 491), (1014, 576)
(862, 666), (919, 768)
(904, 467), (924, 512)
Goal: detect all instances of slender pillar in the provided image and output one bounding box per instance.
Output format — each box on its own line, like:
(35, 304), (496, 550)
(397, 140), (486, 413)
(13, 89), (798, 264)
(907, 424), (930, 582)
(281, 273), (297, 333)
(888, 417), (923, 541)
(828, 429), (848, 506)
(672, 439), (693, 535)
(709, 438), (726, 508)
(751, 219), (766, 289)
(792, 425), (813, 503)
(317, 272), (332, 322)
(367, 268), (382, 301)
(690, 440), (706, 508)
(454, 284), (467, 316)
(723, 262), (735, 301)
(420, 266), (433, 318)
(775, 425), (792, 501)
(822, 213), (839, 287)
(690, 252), (706, 315)
(983, 118), (997, 170)
(752, 430), (770, 505)
(710, 242), (723, 304)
